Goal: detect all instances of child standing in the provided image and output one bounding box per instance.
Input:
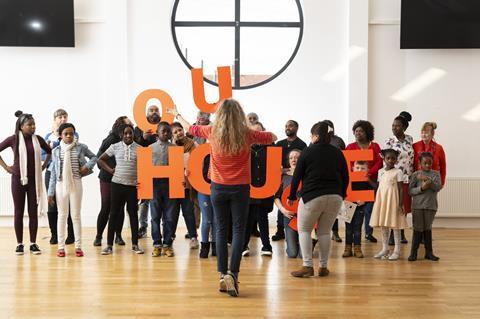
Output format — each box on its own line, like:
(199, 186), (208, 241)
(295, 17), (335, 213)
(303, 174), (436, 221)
(342, 161), (373, 258)
(48, 123), (97, 257)
(369, 149), (408, 260)
(408, 152), (441, 261)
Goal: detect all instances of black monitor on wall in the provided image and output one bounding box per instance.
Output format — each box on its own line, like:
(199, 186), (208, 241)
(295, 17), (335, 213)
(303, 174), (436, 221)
(401, 0), (480, 49)
(0, 0), (75, 47)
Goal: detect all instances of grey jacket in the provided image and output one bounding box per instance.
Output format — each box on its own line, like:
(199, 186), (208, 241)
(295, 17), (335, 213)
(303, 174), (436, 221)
(48, 143), (97, 196)
(409, 170), (442, 211)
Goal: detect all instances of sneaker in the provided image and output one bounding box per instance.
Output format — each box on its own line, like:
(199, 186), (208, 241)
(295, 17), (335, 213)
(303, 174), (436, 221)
(163, 246), (175, 257)
(115, 236), (126, 246)
(388, 252), (400, 261)
(75, 249), (84, 257)
(260, 247), (272, 256)
(223, 273), (239, 297)
(318, 267), (330, 277)
(65, 236), (75, 245)
(15, 244), (24, 255)
(291, 266), (314, 278)
(93, 236), (102, 247)
(365, 234), (377, 243)
(138, 227), (147, 239)
(374, 250), (389, 259)
(190, 237), (199, 249)
(101, 246), (113, 255)
(272, 230), (285, 241)
(219, 276), (227, 293)
(30, 244), (42, 255)
(50, 236), (58, 245)
(331, 231), (342, 243)
(132, 245), (144, 254)
(242, 247), (250, 257)
(152, 246), (162, 257)
(57, 249), (66, 257)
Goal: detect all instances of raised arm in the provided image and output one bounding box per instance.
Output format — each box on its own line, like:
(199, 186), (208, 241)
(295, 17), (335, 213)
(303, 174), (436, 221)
(169, 105), (192, 132)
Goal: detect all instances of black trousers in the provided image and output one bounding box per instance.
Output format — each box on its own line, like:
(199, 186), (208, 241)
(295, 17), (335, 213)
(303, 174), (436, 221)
(107, 182), (139, 246)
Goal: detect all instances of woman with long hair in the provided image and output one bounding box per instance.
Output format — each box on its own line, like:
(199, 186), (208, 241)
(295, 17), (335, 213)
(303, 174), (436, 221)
(171, 99), (277, 297)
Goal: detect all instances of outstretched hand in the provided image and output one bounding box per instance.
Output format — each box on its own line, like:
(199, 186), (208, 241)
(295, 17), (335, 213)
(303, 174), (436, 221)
(167, 105), (179, 117)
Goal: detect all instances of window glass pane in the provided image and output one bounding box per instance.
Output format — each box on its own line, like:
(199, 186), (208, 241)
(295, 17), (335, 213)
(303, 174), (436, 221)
(175, 27), (235, 82)
(176, 0), (234, 22)
(240, 27), (300, 87)
(240, 0), (300, 22)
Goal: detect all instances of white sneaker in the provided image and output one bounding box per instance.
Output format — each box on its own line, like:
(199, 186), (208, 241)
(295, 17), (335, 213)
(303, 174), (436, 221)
(388, 252), (400, 260)
(190, 238), (199, 249)
(374, 250), (389, 259)
(242, 247), (250, 257)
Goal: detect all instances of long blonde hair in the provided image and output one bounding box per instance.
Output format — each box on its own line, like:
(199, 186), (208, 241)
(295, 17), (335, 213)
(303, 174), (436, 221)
(212, 99), (249, 155)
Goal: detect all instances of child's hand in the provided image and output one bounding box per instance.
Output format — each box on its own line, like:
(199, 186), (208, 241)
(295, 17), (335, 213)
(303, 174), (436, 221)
(79, 166), (90, 177)
(281, 207), (295, 219)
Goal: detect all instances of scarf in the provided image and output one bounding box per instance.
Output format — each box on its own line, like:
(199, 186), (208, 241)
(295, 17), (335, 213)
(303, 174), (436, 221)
(60, 140), (76, 194)
(18, 133), (47, 213)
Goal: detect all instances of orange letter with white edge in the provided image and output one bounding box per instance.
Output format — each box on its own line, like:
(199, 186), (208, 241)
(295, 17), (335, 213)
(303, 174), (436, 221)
(192, 66), (233, 113)
(133, 89), (175, 133)
(250, 147), (282, 199)
(187, 143), (211, 195)
(342, 149), (375, 202)
(137, 146), (185, 199)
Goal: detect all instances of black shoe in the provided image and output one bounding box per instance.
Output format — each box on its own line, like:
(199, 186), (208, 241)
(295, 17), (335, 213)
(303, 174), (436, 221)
(15, 244), (24, 255)
(93, 236), (102, 247)
(388, 231), (395, 246)
(331, 231), (342, 243)
(30, 244), (42, 255)
(211, 242), (216, 257)
(138, 227), (147, 239)
(252, 229), (261, 238)
(185, 233), (191, 239)
(115, 236), (126, 246)
(365, 234), (377, 243)
(401, 229), (408, 244)
(260, 247), (272, 256)
(272, 230), (285, 241)
(408, 231), (422, 261)
(49, 236), (58, 245)
(199, 242), (210, 258)
(423, 230), (439, 261)
(65, 236), (75, 245)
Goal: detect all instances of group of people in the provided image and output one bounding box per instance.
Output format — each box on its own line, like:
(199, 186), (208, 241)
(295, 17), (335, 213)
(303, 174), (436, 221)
(0, 99), (446, 297)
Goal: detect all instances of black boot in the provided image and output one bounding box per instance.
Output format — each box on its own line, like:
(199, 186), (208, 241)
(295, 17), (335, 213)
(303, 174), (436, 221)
(424, 230), (439, 261)
(408, 231), (422, 261)
(401, 229), (408, 244)
(388, 230), (395, 246)
(47, 211), (58, 245)
(272, 228), (285, 241)
(211, 242), (216, 257)
(199, 242), (210, 258)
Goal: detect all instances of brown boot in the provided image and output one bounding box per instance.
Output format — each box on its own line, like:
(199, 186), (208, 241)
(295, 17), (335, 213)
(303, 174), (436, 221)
(318, 267), (330, 277)
(342, 244), (353, 258)
(354, 245), (364, 258)
(291, 266), (314, 278)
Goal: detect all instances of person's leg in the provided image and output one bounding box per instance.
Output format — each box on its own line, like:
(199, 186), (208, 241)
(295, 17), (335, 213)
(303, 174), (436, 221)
(26, 180), (38, 244)
(363, 202), (375, 239)
(331, 219), (342, 242)
(138, 200), (149, 235)
(374, 226), (390, 258)
(69, 179), (83, 251)
(388, 229), (401, 260)
(242, 204), (256, 253)
(12, 177), (26, 244)
(44, 170), (57, 242)
(96, 180), (111, 241)
(55, 182), (69, 251)
(272, 210), (285, 241)
(343, 221), (353, 257)
(150, 181), (163, 247)
(66, 210), (75, 243)
(424, 209), (439, 261)
(228, 185), (250, 278)
(126, 186), (139, 246)
(199, 192), (211, 243)
(257, 207), (272, 251)
(181, 191), (198, 240)
(284, 215), (299, 258)
(352, 208), (364, 257)
(316, 195), (342, 271)
(106, 183), (124, 247)
(210, 183), (230, 275)
(409, 209), (423, 261)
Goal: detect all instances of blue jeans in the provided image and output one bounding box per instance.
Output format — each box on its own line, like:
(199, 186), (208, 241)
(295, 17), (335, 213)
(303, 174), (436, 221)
(210, 182), (250, 277)
(150, 179), (175, 247)
(169, 189), (198, 243)
(283, 215), (301, 258)
(138, 200), (150, 229)
(198, 192), (216, 243)
(362, 202), (374, 237)
(345, 205), (366, 245)
(244, 204), (271, 250)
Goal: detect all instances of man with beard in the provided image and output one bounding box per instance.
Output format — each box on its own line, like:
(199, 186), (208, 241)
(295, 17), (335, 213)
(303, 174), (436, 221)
(272, 120), (307, 241)
(134, 105), (161, 238)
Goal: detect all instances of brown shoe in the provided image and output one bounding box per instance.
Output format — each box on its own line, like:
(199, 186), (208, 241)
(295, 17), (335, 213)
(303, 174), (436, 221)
(163, 246), (175, 257)
(353, 245), (364, 258)
(318, 267), (330, 277)
(342, 244), (353, 258)
(291, 266), (314, 278)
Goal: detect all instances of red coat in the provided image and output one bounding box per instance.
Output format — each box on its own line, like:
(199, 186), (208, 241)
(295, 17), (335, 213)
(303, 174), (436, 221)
(345, 142), (383, 181)
(413, 140), (446, 186)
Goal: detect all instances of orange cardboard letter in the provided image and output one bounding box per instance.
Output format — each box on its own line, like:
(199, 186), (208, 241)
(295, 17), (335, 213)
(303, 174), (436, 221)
(133, 89), (175, 133)
(192, 66), (233, 113)
(187, 143), (211, 195)
(342, 150), (375, 202)
(250, 146), (282, 199)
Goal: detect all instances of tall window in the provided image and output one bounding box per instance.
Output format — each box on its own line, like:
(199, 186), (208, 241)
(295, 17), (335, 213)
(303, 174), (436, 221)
(171, 0), (304, 89)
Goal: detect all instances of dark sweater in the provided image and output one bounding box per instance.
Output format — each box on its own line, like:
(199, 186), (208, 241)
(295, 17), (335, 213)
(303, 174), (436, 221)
(276, 137), (307, 168)
(288, 143), (349, 203)
(97, 132), (120, 182)
(133, 126), (157, 147)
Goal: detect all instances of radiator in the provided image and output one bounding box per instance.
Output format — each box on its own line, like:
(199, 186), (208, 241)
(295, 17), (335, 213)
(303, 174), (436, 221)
(0, 175), (14, 216)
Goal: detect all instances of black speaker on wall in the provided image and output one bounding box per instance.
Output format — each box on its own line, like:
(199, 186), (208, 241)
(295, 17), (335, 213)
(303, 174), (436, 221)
(0, 0), (74, 47)
(401, 0), (480, 49)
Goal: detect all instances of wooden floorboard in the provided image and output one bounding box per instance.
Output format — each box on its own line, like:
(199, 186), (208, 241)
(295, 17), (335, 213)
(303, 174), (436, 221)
(1, 227), (479, 318)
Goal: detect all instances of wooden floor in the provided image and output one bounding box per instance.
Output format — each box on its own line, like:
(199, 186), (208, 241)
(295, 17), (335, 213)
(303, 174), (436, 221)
(1, 227), (480, 319)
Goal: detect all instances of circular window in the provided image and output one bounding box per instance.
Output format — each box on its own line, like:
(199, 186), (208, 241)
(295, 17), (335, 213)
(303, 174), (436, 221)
(171, 0), (304, 90)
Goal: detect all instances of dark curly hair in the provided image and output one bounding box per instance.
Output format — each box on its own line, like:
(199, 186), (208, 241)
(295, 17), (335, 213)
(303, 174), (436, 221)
(112, 116), (128, 137)
(58, 123), (76, 136)
(352, 120), (375, 142)
(118, 123), (134, 137)
(394, 111), (412, 130)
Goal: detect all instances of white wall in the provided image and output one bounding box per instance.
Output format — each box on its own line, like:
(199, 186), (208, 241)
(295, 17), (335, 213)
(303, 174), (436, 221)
(0, 0), (350, 226)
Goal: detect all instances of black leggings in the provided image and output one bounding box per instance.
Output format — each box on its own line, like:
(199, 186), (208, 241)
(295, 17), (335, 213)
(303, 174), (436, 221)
(96, 180), (124, 239)
(12, 176), (37, 243)
(107, 182), (138, 246)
